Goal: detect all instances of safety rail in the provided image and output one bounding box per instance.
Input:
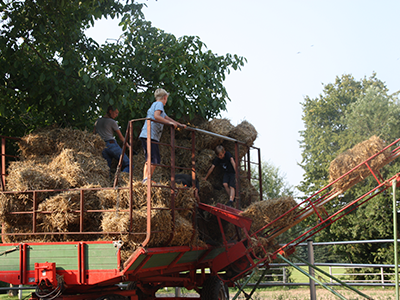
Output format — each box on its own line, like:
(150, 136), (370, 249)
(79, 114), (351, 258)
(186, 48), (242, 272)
(0, 135), (20, 191)
(228, 137), (400, 282)
(0, 121), (262, 248)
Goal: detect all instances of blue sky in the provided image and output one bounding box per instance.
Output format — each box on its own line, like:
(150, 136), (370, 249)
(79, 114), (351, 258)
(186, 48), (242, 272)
(86, 0), (400, 190)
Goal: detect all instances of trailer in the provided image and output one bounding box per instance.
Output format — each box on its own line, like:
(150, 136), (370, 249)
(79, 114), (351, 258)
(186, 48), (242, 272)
(1, 121), (400, 300)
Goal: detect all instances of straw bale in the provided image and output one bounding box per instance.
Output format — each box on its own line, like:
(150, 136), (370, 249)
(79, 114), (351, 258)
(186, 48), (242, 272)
(49, 149), (110, 188)
(1, 222), (39, 243)
(329, 136), (391, 192)
(6, 160), (68, 192)
(251, 236), (279, 258)
(101, 205), (172, 247)
(240, 196), (298, 234)
(37, 186), (101, 234)
(196, 149), (215, 175)
(169, 215), (195, 246)
(206, 118), (235, 136)
(18, 127), (105, 158)
(195, 118), (234, 150)
(228, 120), (258, 147)
(239, 175), (260, 209)
(198, 179), (214, 203)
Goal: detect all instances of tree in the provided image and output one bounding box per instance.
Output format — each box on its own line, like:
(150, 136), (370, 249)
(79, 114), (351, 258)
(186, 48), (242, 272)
(252, 160), (295, 200)
(0, 0), (246, 138)
(298, 73), (400, 265)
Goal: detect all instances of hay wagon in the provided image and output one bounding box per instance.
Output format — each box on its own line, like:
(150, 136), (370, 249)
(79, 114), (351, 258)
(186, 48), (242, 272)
(1, 121), (400, 300)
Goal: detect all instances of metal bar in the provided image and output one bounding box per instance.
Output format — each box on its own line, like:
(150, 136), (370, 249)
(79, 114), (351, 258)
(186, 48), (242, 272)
(234, 142), (240, 208)
(142, 119), (152, 248)
(246, 266), (271, 299)
(129, 121), (133, 234)
(166, 125), (176, 246)
(293, 254), (373, 299)
(277, 254), (347, 300)
(1, 137), (5, 191)
(80, 189), (84, 233)
(231, 269), (257, 300)
(393, 178), (399, 300)
(307, 240), (316, 300)
(32, 191), (37, 233)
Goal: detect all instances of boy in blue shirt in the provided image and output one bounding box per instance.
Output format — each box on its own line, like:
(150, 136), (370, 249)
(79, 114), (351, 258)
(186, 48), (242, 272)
(139, 88), (186, 184)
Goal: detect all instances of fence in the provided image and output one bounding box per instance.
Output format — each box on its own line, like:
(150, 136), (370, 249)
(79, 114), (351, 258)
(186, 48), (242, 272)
(245, 239), (400, 288)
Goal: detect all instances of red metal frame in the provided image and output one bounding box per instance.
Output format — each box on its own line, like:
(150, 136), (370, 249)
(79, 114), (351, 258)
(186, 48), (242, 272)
(3, 126), (399, 299)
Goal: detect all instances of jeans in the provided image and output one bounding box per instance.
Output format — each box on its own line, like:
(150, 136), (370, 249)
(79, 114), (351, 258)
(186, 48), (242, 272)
(102, 140), (131, 173)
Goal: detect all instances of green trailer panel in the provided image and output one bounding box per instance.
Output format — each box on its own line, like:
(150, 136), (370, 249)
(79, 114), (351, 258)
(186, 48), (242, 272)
(27, 244), (78, 271)
(0, 245), (21, 271)
(85, 243), (118, 270)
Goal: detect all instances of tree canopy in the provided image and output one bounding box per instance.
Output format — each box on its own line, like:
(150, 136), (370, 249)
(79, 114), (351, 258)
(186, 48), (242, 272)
(0, 0), (246, 138)
(298, 73), (400, 264)
(252, 160), (295, 200)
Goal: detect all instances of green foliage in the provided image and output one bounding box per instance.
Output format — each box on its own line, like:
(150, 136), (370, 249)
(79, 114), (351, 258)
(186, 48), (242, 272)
(0, 0), (246, 138)
(298, 73), (400, 266)
(252, 160), (295, 200)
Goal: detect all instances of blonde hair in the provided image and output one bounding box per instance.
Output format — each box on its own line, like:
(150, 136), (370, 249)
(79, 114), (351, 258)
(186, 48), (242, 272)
(154, 88), (169, 100)
(215, 145), (225, 155)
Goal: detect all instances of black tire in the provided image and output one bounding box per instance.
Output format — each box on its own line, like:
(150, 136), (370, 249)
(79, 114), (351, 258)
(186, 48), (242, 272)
(201, 276), (228, 300)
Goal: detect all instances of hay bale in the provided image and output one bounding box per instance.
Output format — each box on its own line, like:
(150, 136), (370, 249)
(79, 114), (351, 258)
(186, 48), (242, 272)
(97, 180), (196, 213)
(195, 118), (234, 150)
(6, 160), (68, 192)
(170, 215), (195, 246)
(49, 149), (110, 188)
(228, 120), (258, 147)
(198, 179), (214, 203)
(239, 175), (260, 209)
(329, 136), (391, 192)
(240, 196), (298, 234)
(101, 205), (173, 247)
(251, 236), (280, 258)
(196, 149), (215, 175)
(37, 186), (101, 234)
(18, 127), (105, 158)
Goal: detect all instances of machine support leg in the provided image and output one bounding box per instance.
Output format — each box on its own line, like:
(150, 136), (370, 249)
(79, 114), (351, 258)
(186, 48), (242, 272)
(307, 239), (316, 300)
(231, 269), (257, 300)
(277, 254), (347, 300)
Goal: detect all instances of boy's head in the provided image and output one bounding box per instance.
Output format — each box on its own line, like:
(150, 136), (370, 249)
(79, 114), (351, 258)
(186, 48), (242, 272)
(106, 105), (119, 119)
(215, 145), (226, 159)
(154, 88), (169, 100)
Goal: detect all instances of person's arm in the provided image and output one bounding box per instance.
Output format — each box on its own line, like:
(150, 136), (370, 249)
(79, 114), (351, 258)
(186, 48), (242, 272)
(165, 115), (187, 129)
(230, 157), (236, 172)
(115, 129), (130, 148)
(203, 165), (215, 181)
(154, 110), (186, 129)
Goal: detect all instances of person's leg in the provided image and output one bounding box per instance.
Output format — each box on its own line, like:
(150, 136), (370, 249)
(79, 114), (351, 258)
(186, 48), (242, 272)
(102, 142), (113, 168)
(229, 186), (235, 202)
(227, 173), (236, 206)
(223, 182), (230, 196)
(108, 142), (131, 173)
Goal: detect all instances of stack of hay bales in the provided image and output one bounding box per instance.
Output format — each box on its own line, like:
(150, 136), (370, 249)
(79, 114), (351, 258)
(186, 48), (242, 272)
(134, 118), (260, 207)
(0, 127), (201, 256)
(329, 136), (391, 192)
(0, 120), (296, 261)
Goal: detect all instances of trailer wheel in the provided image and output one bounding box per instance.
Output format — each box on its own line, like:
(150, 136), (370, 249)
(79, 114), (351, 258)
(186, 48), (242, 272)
(201, 276), (228, 300)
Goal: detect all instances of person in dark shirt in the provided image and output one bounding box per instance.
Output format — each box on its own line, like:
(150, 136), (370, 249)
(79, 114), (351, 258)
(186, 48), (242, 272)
(93, 105), (131, 173)
(203, 145), (237, 206)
